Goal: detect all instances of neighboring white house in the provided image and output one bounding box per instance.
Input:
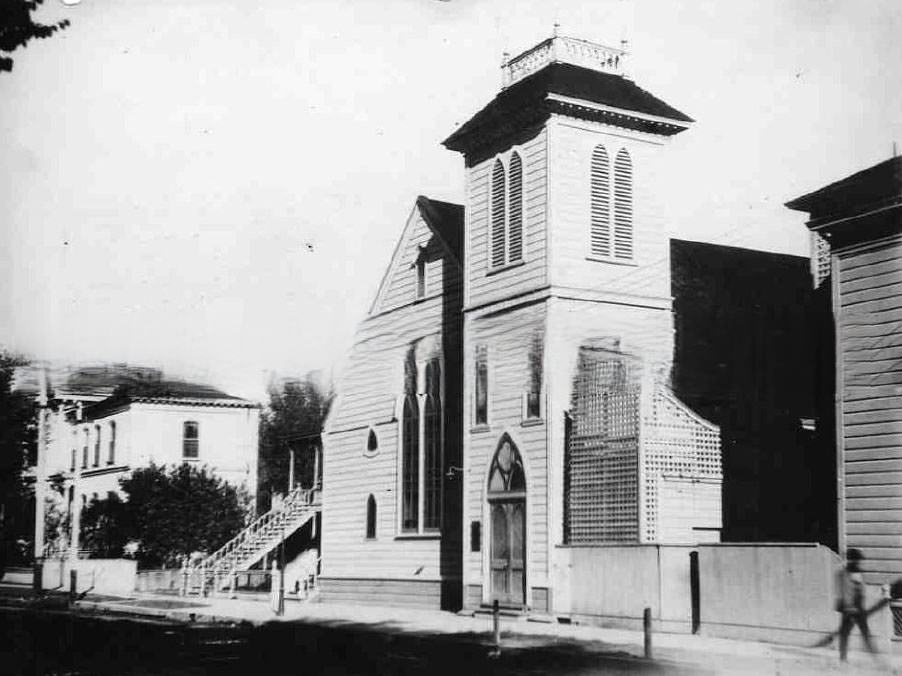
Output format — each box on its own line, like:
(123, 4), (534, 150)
(31, 365), (260, 558)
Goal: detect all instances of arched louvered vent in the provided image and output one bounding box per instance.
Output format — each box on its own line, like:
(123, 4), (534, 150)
(491, 160), (506, 268)
(590, 145), (611, 258)
(613, 149), (633, 260)
(508, 152), (523, 263)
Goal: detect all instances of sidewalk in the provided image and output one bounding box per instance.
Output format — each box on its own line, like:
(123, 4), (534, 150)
(71, 591), (902, 675)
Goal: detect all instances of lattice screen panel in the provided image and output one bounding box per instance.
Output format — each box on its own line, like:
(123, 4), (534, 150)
(642, 388), (722, 543)
(565, 352), (640, 543)
(811, 231), (831, 289)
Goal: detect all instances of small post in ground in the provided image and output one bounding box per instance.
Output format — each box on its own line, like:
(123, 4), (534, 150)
(643, 606), (653, 659)
(489, 599), (501, 658)
(69, 569), (77, 607)
(32, 561), (42, 594)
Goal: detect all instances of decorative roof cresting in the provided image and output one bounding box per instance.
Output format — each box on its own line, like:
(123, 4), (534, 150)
(502, 35), (628, 90)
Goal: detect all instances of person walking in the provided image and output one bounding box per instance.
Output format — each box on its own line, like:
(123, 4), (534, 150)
(836, 547), (876, 662)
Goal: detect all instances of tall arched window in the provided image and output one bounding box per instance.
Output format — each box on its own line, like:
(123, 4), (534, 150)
(491, 159), (506, 268)
(423, 360), (442, 531)
(613, 149), (633, 259)
(366, 494), (377, 539)
(508, 152), (523, 263)
(590, 144), (611, 258)
(401, 394), (419, 532)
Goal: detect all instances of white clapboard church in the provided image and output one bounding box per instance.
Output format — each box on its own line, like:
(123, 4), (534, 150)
(319, 34), (723, 613)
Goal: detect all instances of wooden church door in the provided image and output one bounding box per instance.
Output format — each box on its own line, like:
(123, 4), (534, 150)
(487, 436), (526, 606)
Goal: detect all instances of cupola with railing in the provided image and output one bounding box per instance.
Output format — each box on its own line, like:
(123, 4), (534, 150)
(501, 32), (628, 89)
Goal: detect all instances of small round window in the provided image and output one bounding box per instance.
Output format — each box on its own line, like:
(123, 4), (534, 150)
(365, 428), (379, 456)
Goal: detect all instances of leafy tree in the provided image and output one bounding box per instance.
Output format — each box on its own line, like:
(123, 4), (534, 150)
(82, 463), (249, 568)
(80, 493), (130, 559)
(0, 351), (37, 570)
(0, 0), (71, 73)
(258, 372), (332, 512)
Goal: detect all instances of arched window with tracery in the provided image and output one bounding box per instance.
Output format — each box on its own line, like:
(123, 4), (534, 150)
(488, 436), (526, 494)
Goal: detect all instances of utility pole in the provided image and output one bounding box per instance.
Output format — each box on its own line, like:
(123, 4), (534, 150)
(33, 366), (48, 561)
(69, 408), (83, 563)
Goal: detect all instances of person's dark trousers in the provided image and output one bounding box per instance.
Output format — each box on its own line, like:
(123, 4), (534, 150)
(839, 611), (875, 661)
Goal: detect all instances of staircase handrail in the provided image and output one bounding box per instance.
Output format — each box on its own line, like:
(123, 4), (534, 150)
(196, 485), (320, 577)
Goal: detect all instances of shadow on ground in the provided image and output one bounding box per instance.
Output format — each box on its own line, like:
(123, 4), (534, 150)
(0, 604), (706, 675)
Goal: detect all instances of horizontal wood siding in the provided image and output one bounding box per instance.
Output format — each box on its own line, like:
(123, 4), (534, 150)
(548, 118), (671, 301)
(323, 208), (463, 583)
(464, 302), (549, 589)
(466, 128), (547, 309)
(318, 577), (441, 608)
(377, 212), (462, 315)
(838, 239), (902, 579)
(465, 584), (483, 609)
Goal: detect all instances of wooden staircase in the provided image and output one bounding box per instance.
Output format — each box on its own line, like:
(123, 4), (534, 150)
(186, 485), (321, 596)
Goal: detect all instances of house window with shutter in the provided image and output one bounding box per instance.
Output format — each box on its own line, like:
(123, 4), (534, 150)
(613, 149), (633, 260)
(183, 421), (199, 459)
(108, 421), (116, 464)
(93, 425), (101, 466)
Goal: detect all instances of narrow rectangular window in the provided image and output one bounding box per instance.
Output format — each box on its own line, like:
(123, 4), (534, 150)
(526, 333), (543, 419)
(93, 425), (101, 467)
(416, 258), (426, 299)
(82, 429), (89, 468)
(475, 346), (488, 425)
(108, 421), (116, 464)
(366, 495), (377, 540)
(183, 421), (199, 459)
(70, 449), (76, 472)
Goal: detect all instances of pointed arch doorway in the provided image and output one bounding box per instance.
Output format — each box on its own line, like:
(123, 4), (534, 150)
(487, 435), (526, 606)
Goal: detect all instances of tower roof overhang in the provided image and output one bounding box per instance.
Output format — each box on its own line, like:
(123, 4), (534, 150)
(443, 62), (693, 158)
(785, 156), (902, 248)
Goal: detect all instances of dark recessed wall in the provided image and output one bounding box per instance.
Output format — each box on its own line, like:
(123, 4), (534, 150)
(670, 239), (836, 548)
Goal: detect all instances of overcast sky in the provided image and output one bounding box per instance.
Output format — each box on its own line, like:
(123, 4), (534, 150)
(2, 0), (900, 401)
